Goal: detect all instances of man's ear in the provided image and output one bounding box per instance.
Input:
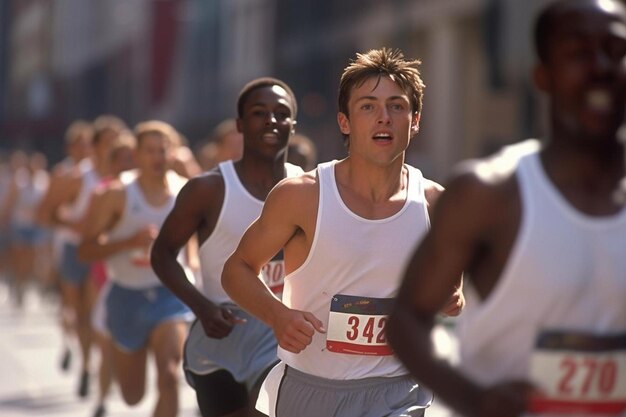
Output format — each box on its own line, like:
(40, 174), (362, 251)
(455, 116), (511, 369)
(291, 119), (297, 134)
(533, 64), (549, 93)
(410, 113), (421, 135)
(337, 112), (350, 136)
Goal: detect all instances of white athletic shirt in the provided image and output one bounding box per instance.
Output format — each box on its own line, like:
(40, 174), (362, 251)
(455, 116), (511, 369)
(58, 158), (100, 244)
(11, 168), (49, 226)
(198, 160), (303, 304)
(105, 171), (187, 289)
(279, 160), (431, 380)
(457, 150), (626, 415)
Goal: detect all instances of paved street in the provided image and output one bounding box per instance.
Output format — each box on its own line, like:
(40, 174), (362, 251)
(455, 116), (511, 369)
(0, 283), (199, 417)
(0, 282), (455, 417)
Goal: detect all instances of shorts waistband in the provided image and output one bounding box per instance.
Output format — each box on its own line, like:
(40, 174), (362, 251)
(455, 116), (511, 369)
(283, 365), (414, 391)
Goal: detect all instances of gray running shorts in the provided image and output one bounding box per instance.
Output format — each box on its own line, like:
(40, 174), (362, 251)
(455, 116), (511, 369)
(184, 305), (278, 391)
(266, 363), (432, 417)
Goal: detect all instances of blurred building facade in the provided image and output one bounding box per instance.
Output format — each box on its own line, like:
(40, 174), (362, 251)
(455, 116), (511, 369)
(1, 0), (552, 180)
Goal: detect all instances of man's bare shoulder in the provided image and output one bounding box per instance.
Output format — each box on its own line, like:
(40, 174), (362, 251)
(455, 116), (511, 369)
(96, 179), (127, 209)
(439, 143), (535, 217)
(174, 169), (225, 209)
(51, 158), (83, 178)
(44, 167), (83, 203)
(274, 170), (318, 195)
(457, 139), (539, 186)
(51, 166), (83, 186)
(422, 178), (445, 209)
(261, 171), (319, 214)
(446, 163), (514, 205)
(182, 169), (224, 193)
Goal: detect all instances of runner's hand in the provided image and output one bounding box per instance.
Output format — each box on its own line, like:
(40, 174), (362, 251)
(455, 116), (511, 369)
(440, 285), (464, 316)
(129, 225), (158, 249)
(475, 381), (538, 417)
(272, 308), (325, 354)
(199, 305), (245, 339)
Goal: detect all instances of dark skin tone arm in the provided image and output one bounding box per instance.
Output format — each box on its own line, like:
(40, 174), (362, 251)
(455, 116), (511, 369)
(150, 170), (243, 339)
(388, 162), (536, 417)
(423, 179), (464, 316)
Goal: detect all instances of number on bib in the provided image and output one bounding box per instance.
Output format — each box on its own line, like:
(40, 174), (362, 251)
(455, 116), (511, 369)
(529, 331), (626, 415)
(326, 294), (393, 356)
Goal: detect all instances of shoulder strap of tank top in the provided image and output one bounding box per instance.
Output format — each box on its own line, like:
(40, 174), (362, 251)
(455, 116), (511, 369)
(405, 165), (424, 201)
(123, 177), (140, 209)
(218, 160), (237, 187)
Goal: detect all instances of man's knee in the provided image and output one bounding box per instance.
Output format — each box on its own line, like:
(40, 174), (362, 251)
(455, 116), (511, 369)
(119, 383), (145, 405)
(157, 360), (180, 393)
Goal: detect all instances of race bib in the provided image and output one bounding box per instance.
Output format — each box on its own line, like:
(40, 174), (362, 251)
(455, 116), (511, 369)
(131, 248), (151, 267)
(528, 330), (626, 415)
(326, 294), (393, 356)
(260, 260), (284, 296)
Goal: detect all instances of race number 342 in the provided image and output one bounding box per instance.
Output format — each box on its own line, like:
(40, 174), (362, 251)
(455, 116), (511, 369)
(326, 294), (393, 356)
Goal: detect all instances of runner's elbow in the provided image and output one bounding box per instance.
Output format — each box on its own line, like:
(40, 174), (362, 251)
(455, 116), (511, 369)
(221, 256), (236, 293)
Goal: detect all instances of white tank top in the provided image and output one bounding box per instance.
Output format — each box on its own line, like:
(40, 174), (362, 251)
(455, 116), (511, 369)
(198, 160), (303, 304)
(12, 168), (49, 226)
(58, 159), (100, 244)
(105, 172), (187, 289)
(457, 151), (626, 414)
(279, 160), (430, 379)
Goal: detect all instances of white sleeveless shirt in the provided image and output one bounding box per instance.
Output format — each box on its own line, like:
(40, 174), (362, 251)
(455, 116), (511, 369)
(12, 168), (49, 226)
(457, 151), (626, 415)
(58, 159), (101, 244)
(198, 160), (303, 304)
(279, 160), (431, 379)
(105, 172), (187, 289)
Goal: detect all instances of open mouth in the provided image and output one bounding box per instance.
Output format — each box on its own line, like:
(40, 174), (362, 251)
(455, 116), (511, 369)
(372, 132), (393, 143)
(262, 132), (280, 145)
(586, 89), (613, 113)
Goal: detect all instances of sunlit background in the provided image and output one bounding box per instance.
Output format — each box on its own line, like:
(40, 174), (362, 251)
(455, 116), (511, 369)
(0, 1), (582, 416)
(1, 0), (555, 181)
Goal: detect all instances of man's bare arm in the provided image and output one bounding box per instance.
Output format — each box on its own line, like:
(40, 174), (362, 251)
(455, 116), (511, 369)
(388, 171), (532, 417)
(424, 179), (465, 317)
(222, 175), (325, 353)
(0, 178), (17, 227)
(151, 175), (240, 338)
(36, 172), (79, 228)
(78, 185), (145, 262)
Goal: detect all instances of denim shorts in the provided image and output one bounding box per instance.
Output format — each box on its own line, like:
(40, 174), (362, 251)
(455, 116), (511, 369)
(11, 224), (48, 246)
(106, 283), (193, 352)
(59, 243), (91, 285)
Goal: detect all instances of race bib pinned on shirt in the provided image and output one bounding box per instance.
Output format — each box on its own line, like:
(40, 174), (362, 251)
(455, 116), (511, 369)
(326, 294), (394, 356)
(260, 259), (284, 296)
(131, 248), (151, 267)
(528, 330), (626, 415)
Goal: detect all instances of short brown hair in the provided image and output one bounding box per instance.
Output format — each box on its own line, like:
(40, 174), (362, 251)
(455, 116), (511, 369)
(338, 48), (425, 117)
(110, 130), (137, 160)
(65, 120), (94, 145)
(92, 115), (127, 145)
(133, 120), (177, 148)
